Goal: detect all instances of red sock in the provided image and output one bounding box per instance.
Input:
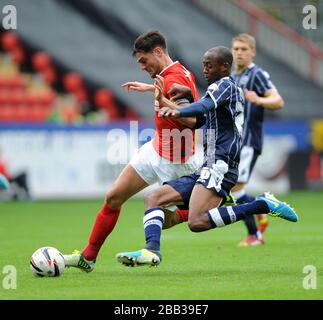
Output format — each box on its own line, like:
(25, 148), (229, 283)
(82, 203), (121, 261)
(177, 208), (188, 222)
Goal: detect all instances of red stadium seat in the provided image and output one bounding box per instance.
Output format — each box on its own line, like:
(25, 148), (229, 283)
(125, 108), (140, 120)
(14, 105), (29, 122)
(94, 88), (119, 120)
(9, 89), (24, 105)
(41, 66), (57, 86)
(1, 32), (20, 52)
(63, 72), (83, 93)
(0, 90), (12, 106)
(94, 88), (114, 109)
(9, 46), (25, 65)
(0, 105), (15, 122)
(38, 91), (56, 107)
(25, 92), (39, 106)
(7, 75), (25, 89)
(32, 52), (52, 72)
(73, 87), (88, 102)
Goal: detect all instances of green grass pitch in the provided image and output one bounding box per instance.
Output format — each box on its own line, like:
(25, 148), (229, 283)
(0, 191), (322, 300)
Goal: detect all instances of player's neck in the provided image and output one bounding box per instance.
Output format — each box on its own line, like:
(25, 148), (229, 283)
(160, 55), (174, 72)
(235, 65), (247, 74)
(235, 62), (253, 74)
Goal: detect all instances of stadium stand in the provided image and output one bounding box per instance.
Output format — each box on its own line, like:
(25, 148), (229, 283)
(0, 0), (322, 121)
(247, 0), (323, 47)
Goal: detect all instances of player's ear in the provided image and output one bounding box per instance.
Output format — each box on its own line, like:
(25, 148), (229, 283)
(153, 47), (164, 57)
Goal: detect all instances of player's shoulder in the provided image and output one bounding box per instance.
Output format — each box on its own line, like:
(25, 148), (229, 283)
(217, 76), (237, 88)
(253, 64), (271, 79)
(164, 63), (195, 86)
(207, 77), (235, 93)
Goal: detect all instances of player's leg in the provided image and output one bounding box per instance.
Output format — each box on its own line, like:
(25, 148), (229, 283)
(188, 184), (223, 231)
(143, 186), (188, 230)
(188, 185), (298, 232)
(116, 174), (197, 267)
(116, 184), (184, 267)
(232, 146), (267, 246)
(64, 164), (149, 272)
(187, 163), (298, 233)
(232, 183), (264, 246)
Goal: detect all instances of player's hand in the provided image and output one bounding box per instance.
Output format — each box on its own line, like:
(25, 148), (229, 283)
(168, 84), (193, 102)
(121, 81), (154, 93)
(158, 107), (180, 118)
(154, 75), (165, 101)
(244, 90), (261, 105)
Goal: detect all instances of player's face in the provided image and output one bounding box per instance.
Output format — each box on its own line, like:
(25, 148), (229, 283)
(202, 53), (225, 84)
(232, 40), (255, 69)
(135, 50), (162, 78)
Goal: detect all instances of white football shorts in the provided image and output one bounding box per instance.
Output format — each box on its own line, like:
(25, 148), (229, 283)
(237, 145), (259, 183)
(130, 140), (200, 186)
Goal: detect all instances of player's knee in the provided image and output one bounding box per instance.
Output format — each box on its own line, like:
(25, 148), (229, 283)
(188, 217), (205, 233)
(144, 191), (163, 209)
(105, 188), (123, 209)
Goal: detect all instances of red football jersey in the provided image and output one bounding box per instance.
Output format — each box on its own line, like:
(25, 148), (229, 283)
(152, 61), (199, 163)
(0, 160), (9, 179)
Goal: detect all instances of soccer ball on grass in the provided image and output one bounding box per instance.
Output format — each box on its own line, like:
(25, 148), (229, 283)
(30, 247), (65, 277)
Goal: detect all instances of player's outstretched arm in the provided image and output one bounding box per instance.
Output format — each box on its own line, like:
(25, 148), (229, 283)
(122, 81), (155, 93)
(158, 96), (214, 119)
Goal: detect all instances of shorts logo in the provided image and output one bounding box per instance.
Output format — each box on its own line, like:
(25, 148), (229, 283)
(200, 167), (211, 180)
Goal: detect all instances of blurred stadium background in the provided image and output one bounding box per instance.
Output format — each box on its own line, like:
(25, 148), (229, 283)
(0, 0), (322, 200)
(1, 0), (323, 301)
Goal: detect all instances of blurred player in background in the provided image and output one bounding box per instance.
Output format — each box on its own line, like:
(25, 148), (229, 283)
(231, 33), (284, 246)
(0, 173), (10, 192)
(116, 46), (297, 267)
(0, 146), (31, 201)
(63, 30), (202, 272)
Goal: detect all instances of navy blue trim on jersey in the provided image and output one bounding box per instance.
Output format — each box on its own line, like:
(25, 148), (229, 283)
(232, 63), (276, 154)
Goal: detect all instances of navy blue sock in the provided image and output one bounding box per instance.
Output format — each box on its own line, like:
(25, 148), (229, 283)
(208, 200), (269, 228)
(143, 208), (164, 252)
(236, 193), (255, 205)
(236, 194), (258, 235)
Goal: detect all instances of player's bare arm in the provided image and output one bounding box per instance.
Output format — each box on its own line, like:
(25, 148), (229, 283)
(158, 107), (180, 118)
(244, 89), (284, 110)
(167, 84), (194, 102)
(122, 81), (155, 93)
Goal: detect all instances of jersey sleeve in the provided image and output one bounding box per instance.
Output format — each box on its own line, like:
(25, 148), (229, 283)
(178, 97), (215, 117)
(204, 80), (232, 108)
(254, 69), (277, 96)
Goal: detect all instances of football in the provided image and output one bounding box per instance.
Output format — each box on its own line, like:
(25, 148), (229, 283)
(30, 247), (65, 277)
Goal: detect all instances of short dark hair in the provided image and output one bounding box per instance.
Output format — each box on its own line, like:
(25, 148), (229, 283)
(207, 46), (233, 68)
(133, 30), (167, 56)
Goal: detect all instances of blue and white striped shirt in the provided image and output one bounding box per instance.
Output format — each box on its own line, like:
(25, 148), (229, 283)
(178, 76), (244, 168)
(232, 63), (276, 154)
